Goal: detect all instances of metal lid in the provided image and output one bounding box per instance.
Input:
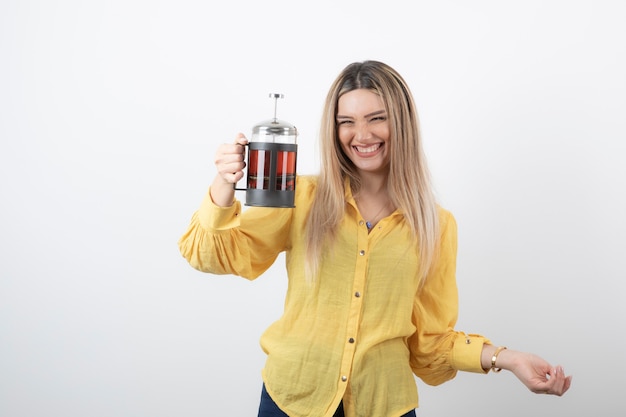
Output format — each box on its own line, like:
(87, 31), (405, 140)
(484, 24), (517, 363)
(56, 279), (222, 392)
(252, 118), (297, 136)
(251, 93), (297, 137)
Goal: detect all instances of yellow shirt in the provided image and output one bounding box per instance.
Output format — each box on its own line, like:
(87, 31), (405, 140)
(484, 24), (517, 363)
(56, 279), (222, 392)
(178, 176), (490, 417)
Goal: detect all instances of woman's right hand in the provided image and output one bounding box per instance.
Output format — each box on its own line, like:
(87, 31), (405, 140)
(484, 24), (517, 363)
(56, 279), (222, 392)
(215, 133), (248, 184)
(210, 133), (248, 207)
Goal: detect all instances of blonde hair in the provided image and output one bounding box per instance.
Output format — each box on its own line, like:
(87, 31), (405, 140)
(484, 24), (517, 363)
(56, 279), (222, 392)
(305, 61), (440, 286)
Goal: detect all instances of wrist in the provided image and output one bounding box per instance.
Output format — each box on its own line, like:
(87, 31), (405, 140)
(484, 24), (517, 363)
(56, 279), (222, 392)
(490, 346), (507, 372)
(482, 344), (516, 373)
(210, 178), (237, 207)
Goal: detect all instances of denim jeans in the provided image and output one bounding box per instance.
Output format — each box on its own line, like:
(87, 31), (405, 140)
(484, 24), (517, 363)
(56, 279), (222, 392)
(257, 384), (416, 417)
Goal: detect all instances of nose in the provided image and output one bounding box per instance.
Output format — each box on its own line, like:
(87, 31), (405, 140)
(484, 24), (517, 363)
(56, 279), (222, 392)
(354, 121), (371, 141)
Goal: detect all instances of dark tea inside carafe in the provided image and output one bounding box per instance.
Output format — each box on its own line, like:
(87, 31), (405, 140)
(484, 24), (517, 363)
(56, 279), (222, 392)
(276, 150), (296, 191)
(248, 149), (270, 189)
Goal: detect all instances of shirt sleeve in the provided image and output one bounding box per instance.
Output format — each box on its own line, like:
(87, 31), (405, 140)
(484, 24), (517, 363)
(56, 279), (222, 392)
(408, 209), (491, 386)
(177, 188), (293, 279)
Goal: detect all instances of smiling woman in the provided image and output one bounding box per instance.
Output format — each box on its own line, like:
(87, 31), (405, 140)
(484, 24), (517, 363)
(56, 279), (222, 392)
(307, 61), (438, 283)
(178, 60), (572, 417)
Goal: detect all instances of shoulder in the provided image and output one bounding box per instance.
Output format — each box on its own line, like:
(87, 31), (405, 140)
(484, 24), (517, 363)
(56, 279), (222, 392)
(293, 175), (319, 209)
(296, 175), (319, 194)
(436, 205), (454, 221)
(436, 205), (458, 234)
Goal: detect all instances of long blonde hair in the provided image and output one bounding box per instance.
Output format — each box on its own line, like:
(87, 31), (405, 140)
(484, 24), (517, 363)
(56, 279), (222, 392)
(305, 61), (440, 285)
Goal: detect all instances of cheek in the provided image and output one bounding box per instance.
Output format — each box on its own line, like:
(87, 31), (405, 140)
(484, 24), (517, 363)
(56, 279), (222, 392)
(374, 124), (391, 141)
(337, 129), (351, 148)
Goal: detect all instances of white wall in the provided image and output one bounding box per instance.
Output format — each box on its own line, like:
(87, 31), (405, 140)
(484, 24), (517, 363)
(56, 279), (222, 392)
(1, 0), (624, 416)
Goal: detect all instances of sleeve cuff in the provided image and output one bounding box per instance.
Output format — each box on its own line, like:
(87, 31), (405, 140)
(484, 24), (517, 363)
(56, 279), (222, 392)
(197, 188), (242, 230)
(450, 333), (491, 374)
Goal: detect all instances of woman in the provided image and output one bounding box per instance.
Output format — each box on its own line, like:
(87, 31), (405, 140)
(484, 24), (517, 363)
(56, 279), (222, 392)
(178, 60), (571, 417)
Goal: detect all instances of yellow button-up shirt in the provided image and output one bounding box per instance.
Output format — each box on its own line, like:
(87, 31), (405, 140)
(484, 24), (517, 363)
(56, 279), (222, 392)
(178, 176), (490, 417)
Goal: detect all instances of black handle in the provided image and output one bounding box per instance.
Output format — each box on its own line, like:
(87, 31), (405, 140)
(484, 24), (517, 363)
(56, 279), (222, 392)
(233, 143), (249, 191)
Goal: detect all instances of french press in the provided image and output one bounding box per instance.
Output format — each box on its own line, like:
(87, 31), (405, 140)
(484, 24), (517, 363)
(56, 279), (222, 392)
(235, 93), (298, 208)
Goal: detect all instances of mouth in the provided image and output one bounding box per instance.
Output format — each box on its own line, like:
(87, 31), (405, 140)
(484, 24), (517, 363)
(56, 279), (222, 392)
(354, 143), (382, 154)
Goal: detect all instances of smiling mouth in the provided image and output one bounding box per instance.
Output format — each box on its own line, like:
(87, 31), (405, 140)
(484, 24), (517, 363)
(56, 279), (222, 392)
(354, 143), (382, 153)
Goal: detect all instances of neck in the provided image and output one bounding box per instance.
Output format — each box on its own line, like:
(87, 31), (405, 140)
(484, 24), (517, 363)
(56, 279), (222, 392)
(355, 170), (388, 196)
(352, 172), (393, 232)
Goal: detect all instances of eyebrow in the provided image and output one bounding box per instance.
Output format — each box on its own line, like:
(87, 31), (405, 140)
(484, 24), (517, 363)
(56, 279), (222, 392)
(336, 109), (387, 120)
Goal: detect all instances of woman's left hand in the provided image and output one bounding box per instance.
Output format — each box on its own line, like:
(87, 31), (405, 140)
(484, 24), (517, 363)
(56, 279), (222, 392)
(507, 351), (572, 396)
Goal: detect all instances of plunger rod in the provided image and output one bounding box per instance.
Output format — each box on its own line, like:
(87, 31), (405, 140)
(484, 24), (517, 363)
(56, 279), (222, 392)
(269, 93), (284, 122)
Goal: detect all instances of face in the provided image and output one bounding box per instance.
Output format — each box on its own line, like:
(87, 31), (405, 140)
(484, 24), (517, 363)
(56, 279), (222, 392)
(336, 88), (390, 175)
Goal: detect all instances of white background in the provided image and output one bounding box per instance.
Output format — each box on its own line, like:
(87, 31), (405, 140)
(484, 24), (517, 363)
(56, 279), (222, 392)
(1, 0), (625, 416)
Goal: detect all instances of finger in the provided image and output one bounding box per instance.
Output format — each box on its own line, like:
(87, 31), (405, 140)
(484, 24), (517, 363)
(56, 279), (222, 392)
(528, 369), (557, 395)
(218, 150), (246, 164)
(553, 367), (573, 396)
(545, 366), (571, 396)
(548, 367), (565, 395)
(215, 146), (246, 169)
(218, 160), (246, 177)
(234, 132), (249, 146)
(218, 142), (246, 156)
(221, 170), (245, 184)
(562, 375), (572, 394)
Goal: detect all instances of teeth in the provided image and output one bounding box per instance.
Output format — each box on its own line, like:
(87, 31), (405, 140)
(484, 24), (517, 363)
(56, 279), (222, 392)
(355, 143), (381, 153)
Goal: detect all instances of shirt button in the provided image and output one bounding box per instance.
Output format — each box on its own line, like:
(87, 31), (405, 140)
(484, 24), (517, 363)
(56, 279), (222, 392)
(359, 250), (365, 256)
(348, 337), (355, 343)
(354, 291), (361, 298)
(341, 376), (347, 382)
(359, 220), (364, 226)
